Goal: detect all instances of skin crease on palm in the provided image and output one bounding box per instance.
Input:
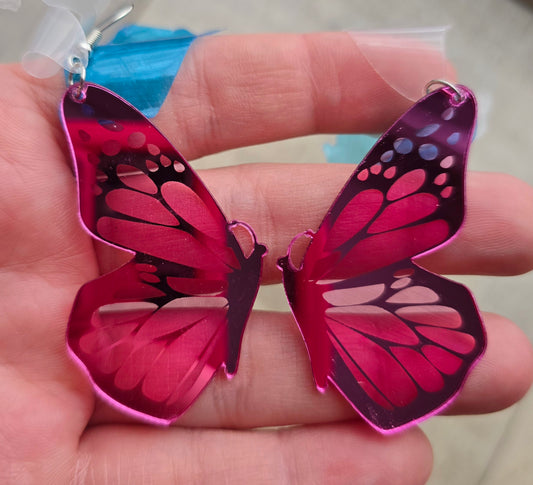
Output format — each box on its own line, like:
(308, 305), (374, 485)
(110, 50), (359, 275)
(0, 32), (532, 484)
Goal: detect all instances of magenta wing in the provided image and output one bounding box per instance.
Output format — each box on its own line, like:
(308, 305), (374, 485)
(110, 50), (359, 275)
(62, 84), (265, 423)
(279, 86), (486, 432)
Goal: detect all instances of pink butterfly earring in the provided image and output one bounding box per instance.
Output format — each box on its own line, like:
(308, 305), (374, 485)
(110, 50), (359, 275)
(63, 77), (485, 433)
(278, 80), (486, 432)
(62, 83), (266, 424)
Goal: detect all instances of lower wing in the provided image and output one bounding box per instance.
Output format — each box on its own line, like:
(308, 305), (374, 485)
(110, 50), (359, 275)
(67, 261), (229, 423)
(320, 261), (485, 432)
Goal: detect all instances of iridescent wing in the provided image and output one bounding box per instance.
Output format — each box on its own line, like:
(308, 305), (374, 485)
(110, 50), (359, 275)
(279, 86), (485, 432)
(62, 84), (266, 423)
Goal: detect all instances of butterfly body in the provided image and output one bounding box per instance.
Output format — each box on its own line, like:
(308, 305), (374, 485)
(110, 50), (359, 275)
(278, 253), (331, 390)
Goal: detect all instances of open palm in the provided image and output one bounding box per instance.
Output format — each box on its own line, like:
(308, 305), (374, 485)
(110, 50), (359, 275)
(1, 33), (532, 484)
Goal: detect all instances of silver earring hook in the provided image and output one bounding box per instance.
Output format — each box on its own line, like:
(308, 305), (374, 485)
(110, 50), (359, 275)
(67, 4), (134, 101)
(83, 4), (134, 54)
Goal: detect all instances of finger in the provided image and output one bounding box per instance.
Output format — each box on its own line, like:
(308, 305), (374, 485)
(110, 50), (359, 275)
(196, 165), (533, 281)
(91, 310), (532, 429)
(8, 32), (447, 161)
(94, 166), (533, 280)
(78, 422), (432, 485)
(155, 32), (450, 159)
(418, 172), (533, 275)
(448, 312), (533, 415)
(10, 31), (447, 164)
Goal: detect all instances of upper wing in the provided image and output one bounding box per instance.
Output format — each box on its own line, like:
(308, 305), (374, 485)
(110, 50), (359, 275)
(62, 84), (265, 422)
(62, 83), (236, 272)
(279, 86), (484, 432)
(303, 86), (476, 281)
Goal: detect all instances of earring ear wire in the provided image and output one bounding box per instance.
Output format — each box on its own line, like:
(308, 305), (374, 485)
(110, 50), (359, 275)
(22, 2), (133, 79)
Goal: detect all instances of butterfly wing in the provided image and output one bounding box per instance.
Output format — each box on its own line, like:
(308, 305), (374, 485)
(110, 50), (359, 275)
(279, 86), (485, 432)
(323, 261), (484, 431)
(62, 84), (265, 423)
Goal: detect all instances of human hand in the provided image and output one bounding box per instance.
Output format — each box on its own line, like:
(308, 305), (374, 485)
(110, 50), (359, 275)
(1, 33), (532, 484)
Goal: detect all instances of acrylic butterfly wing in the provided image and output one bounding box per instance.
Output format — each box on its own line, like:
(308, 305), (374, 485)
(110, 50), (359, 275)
(62, 84), (265, 423)
(279, 86), (486, 432)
